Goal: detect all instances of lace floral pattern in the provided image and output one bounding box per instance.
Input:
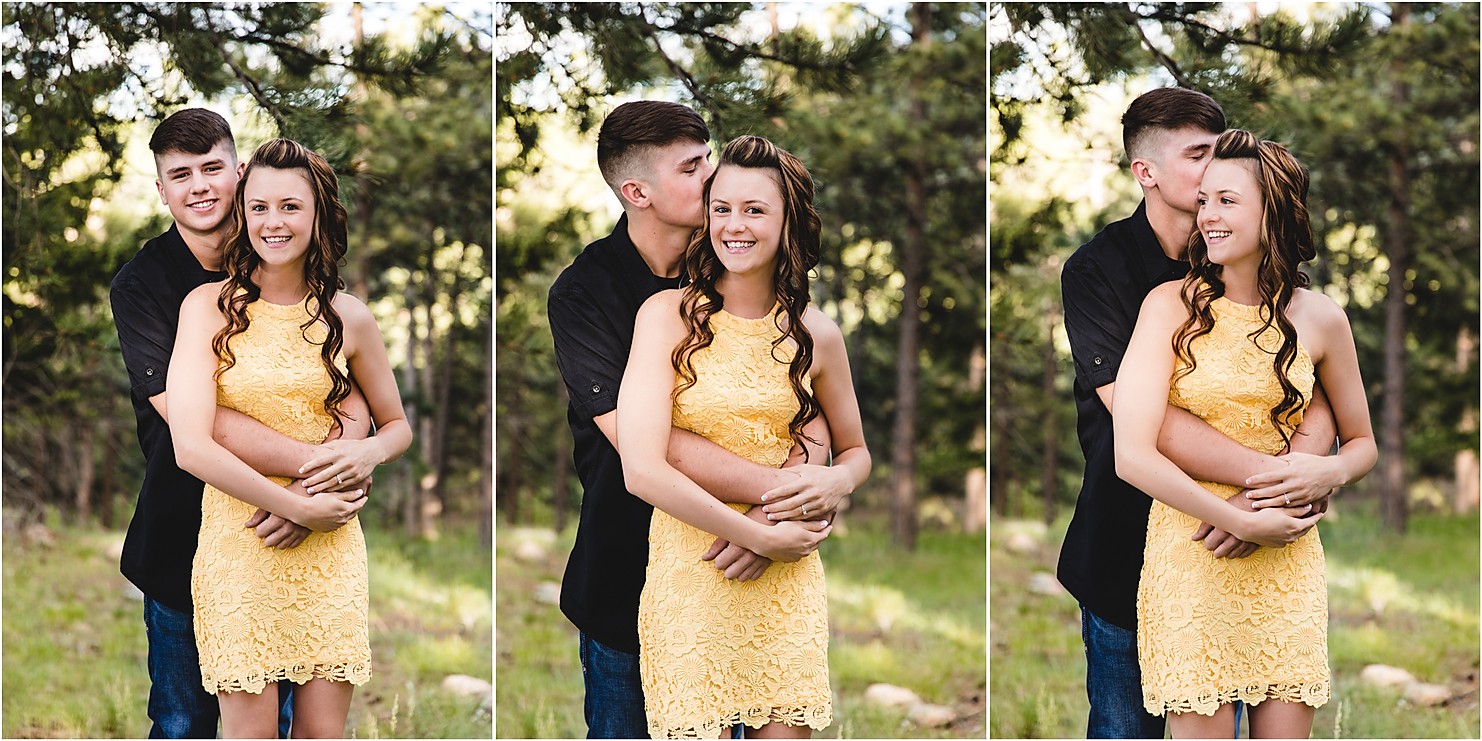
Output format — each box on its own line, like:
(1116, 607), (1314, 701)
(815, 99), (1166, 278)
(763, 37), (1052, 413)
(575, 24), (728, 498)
(192, 297), (370, 695)
(639, 308), (831, 738)
(1140, 295), (1326, 717)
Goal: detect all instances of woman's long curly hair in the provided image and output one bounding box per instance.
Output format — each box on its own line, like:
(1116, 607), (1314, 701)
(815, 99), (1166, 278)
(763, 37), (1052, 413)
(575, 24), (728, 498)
(672, 135), (823, 460)
(1174, 129), (1316, 449)
(213, 138), (352, 435)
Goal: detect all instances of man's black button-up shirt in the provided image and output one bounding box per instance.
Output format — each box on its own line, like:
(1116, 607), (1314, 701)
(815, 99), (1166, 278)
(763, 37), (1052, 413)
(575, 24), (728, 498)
(1056, 201), (1190, 630)
(548, 214), (682, 654)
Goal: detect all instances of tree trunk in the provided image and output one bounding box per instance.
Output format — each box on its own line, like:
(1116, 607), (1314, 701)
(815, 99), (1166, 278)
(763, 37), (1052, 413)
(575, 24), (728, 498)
(399, 282), (420, 535)
(1456, 325), (1478, 513)
(75, 421), (95, 523)
(553, 380), (572, 533)
(965, 342), (987, 533)
(480, 324), (493, 548)
(502, 387), (523, 525)
(890, 1), (932, 551)
(1379, 2), (1411, 534)
(417, 251), (441, 540)
(348, 1), (371, 300)
(100, 420), (118, 528)
(1040, 311), (1058, 527)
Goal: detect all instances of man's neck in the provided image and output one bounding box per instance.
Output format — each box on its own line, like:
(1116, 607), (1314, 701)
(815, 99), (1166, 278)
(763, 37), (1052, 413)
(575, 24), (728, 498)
(624, 212), (692, 279)
(178, 224), (229, 273)
(1143, 197), (1196, 261)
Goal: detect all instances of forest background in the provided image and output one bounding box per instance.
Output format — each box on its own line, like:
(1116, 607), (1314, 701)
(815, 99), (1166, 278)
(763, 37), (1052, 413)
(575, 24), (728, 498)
(497, 2), (987, 737)
(3, 3), (493, 736)
(990, 3), (1480, 737)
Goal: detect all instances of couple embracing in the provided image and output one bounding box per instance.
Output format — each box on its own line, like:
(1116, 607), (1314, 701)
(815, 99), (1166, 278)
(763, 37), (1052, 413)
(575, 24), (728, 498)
(1060, 87), (1378, 739)
(548, 101), (872, 738)
(113, 109), (409, 737)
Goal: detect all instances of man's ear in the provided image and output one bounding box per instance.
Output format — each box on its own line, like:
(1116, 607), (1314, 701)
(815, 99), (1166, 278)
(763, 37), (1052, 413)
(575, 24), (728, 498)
(236, 159), (246, 178)
(156, 179), (167, 206)
(619, 179), (648, 210)
(1130, 157), (1158, 189)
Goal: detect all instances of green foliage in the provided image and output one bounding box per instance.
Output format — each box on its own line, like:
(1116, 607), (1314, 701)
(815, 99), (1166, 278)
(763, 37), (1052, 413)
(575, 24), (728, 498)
(990, 502), (1480, 738)
(496, 522), (984, 737)
(1, 523), (492, 738)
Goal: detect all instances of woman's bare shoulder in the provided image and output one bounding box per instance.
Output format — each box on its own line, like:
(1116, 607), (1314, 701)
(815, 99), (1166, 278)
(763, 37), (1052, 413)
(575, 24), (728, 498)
(181, 280), (228, 314)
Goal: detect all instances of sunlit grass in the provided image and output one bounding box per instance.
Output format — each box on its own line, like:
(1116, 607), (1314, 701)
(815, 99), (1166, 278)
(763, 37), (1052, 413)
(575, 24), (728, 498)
(989, 499), (1480, 739)
(2, 522), (492, 738)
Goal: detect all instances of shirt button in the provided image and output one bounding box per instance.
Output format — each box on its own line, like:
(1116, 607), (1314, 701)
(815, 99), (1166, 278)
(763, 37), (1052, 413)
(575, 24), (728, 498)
(1093, 357), (1102, 366)
(591, 384), (601, 394)
(146, 367), (155, 376)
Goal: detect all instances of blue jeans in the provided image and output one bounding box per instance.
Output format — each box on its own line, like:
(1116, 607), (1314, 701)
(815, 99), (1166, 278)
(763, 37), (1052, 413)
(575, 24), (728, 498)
(1081, 605), (1165, 739)
(144, 596), (293, 738)
(1082, 605), (1246, 738)
(579, 632), (649, 738)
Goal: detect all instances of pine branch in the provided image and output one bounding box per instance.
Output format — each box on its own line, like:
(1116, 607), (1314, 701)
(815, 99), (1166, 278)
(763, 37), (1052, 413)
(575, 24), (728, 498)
(1122, 3), (1193, 87)
(635, 8), (718, 114)
(213, 38), (288, 132)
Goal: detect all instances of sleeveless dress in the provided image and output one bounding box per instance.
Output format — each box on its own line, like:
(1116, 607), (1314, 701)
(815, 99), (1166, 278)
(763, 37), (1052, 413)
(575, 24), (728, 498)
(638, 308), (832, 738)
(191, 296), (372, 694)
(1138, 295), (1329, 716)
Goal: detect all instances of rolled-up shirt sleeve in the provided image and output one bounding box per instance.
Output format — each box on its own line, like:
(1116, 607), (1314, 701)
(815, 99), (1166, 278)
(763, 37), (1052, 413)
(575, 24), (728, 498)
(110, 274), (176, 403)
(549, 282), (628, 421)
(1061, 257), (1134, 391)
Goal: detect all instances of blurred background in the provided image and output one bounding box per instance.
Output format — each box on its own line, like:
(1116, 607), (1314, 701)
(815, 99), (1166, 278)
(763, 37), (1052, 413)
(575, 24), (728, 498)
(990, 2), (1479, 737)
(3, 3), (492, 736)
(497, 2), (986, 737)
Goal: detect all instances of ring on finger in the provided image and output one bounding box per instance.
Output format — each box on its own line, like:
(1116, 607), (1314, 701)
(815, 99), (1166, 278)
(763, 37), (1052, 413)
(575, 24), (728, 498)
(1283, 493), (1291, 506)
(336, 474), (343, 485)
(802, 506), (809, 516)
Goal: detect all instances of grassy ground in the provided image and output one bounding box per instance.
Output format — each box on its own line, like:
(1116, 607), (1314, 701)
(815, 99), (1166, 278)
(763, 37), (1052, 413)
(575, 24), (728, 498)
(990, 498), (1480, 738)
(496, 519), (987, 738)
(1, 522), (493, 738)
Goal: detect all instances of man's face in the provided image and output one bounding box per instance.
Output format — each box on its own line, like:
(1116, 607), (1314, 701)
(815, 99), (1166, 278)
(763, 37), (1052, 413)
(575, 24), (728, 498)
(636, 139), (714, 230)
(154, 141), (242, 237)
(1140, 127), (1219, 216)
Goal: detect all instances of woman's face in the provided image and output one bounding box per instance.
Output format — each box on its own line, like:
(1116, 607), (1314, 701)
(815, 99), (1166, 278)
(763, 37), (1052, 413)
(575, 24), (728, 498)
(707, 165), (784, 277)
(1197, 158), (1264, 269)
(244, 166), (316, 268)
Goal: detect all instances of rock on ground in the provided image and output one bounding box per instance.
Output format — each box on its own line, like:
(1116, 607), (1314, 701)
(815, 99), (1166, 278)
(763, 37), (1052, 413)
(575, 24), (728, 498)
(907, 702), (956, 728)
(534, 581), (561, 605)
(1028, 572), (1067, 596)
(442, 674), (493, 697)
(864, 683), (921, 708)
(1004, 532), (1039, 555)
(1360, 664), (1417, 688)
(1404, 682), (1452, 707)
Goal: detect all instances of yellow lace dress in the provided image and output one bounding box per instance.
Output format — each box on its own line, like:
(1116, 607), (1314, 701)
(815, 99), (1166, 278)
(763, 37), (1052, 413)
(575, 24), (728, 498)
(192, 297), (372, 694)
(1139, 295), (1328, 716)
(638, 308), (832, 738)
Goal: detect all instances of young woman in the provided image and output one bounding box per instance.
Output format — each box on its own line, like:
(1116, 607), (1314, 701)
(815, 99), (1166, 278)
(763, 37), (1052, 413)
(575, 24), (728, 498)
(618, 135), (872, 738)
(169, 138), (412, 738)
(1114, 129), (1377, 738)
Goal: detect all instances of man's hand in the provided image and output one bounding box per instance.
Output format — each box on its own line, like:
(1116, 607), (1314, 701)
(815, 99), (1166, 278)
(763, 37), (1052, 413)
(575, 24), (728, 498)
(1244, 452), (1345, 509)
(700, 506), (774, 582)
(759, 464), (851, 521)
(1189, 494), (1261, 559)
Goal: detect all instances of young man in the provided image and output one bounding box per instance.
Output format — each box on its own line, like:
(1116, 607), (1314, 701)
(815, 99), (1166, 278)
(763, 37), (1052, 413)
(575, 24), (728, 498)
(548, 100), (852, 738)
(111, 108), (372, 738)
(1058, 87), (1345, 738)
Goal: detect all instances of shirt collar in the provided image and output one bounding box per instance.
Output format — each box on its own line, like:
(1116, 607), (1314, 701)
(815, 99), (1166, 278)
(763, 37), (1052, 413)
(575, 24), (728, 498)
(1130, 201), (1188, 285)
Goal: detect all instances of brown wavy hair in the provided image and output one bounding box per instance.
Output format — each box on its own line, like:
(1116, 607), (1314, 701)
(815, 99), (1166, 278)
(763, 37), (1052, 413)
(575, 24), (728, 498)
(1174, 129), (1316, 449)
(213, 138), (352, 434)
(673, 135), (823, 460)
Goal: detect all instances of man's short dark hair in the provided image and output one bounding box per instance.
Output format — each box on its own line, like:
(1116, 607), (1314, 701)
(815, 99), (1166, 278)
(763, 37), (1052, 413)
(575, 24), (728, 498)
(149, 108), (235, 159)
(1122, 88), (1226, 163)
(597, 101), (710, 190)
